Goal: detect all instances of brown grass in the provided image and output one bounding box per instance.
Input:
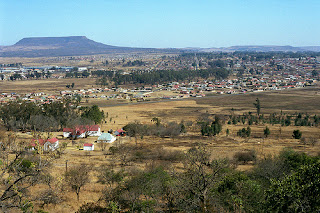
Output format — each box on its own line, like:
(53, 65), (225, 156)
(0, 78), (97, 94)
(2, 79), (320, 212)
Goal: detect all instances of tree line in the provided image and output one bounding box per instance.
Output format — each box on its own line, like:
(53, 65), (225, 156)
(227, 112), (320, 127)
(123, 119), (186, 145)
(94, 68), (230, 86)
(0, 100), (105, 132)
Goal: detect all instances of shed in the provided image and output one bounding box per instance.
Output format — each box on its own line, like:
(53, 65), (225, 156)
(83, 143), (94, 151)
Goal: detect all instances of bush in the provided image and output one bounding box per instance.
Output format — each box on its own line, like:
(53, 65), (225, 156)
(234, 150), (256, 164)
(157, 148), (184, 162)
(109, 146), (119, 155)
(292, 130), (302, 139)
(38, 189), (62, 207)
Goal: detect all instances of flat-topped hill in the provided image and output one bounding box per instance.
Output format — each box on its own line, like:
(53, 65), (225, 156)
(0, 36), (177, 57)
(14, 36), (116, 49)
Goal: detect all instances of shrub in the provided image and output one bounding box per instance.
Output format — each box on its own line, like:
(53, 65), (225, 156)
(38, 189), (62, 207)
(234, 150), (256, 164)
(157, 148), (184, 162)
(292, 130), (302, 139)
(109, 146), (119, 155)
(264, 126), (270, 138)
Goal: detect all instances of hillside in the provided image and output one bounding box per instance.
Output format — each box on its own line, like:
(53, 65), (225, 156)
(0, 36), (178, 57)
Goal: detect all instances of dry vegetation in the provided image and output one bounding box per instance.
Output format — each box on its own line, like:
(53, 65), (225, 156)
(2, 80), (320, 212)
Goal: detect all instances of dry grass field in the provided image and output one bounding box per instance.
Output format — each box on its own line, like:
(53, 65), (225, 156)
(2, 78), (320, 212)
(0, 78), (97, 94)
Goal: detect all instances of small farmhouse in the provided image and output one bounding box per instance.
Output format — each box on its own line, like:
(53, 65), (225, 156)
(83, 143), (94, 151)
(63, 125), (101, 139)
(114, 129), (126, 136)
(97, 133), (116, 143)
(30, 137), (59, 151)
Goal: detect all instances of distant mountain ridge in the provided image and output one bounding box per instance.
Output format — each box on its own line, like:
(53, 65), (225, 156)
(0, 36), (177, 57)
(14, 36), (116, 48)
(0, 36), (319, 57)
(183, 45), (320, 52)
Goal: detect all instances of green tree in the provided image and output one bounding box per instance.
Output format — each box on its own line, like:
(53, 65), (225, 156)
(265, 162), (320, 212)
(264, 126), (270, 138)
(81, 105), (105, 124)
(237, 127), (251, 138)
(200, 116), (222, 136)
(253, 98), (261, 115)
(292, 130), (302, 139)
(217, 172), (263, 212)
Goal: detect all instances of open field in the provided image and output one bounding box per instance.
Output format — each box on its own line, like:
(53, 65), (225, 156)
(0, 78), (97, 94)
(196, 87), (320, 114)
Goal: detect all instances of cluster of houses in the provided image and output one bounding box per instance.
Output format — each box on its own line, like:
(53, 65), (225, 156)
(29, 125), (123, 152)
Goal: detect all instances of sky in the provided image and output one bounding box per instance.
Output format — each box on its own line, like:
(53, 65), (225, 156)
(1, 0), (320, 48)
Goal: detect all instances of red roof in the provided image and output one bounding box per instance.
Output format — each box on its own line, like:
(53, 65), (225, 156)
(47, 138), (59, 143)
(84, 143), (93, 147)
(30, 137), (58, 147)
(88, 125), (100, 131)
(31, 139), (45, 146)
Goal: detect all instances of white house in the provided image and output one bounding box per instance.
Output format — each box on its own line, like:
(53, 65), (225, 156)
(63, 125), (101, 139)
(63, 128), (72, 138)
(87, 125), (101, 136)
(83, 143), (94, 151)
(30, 137), (59, 151)
(44, 138), (59, 151)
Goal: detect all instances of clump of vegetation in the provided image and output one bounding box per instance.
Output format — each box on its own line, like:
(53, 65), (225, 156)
(264, 126), (270, 138)
(0, 100), (105, 132)
(233, 150), (256, 164)
(199, 115), (223, 136)
(237, 126), (251, 137)
(292, 129), (302, 139)
(123, 120), (187, 144)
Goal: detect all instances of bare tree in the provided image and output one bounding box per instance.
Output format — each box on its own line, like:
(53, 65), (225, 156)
(37, 189), (62, 207)
(65, 164), (91, 201)
(98, 142), (108, 151)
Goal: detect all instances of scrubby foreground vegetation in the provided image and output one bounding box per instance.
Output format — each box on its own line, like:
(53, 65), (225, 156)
(1, 134), (320, 213)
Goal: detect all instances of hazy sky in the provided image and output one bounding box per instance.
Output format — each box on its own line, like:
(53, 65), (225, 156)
(1, 0), (320, 48)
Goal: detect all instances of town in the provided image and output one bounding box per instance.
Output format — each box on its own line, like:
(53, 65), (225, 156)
(0, 52), (319, 104)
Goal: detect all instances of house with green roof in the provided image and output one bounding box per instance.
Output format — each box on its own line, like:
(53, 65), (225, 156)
(97, 133), (116, 143)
